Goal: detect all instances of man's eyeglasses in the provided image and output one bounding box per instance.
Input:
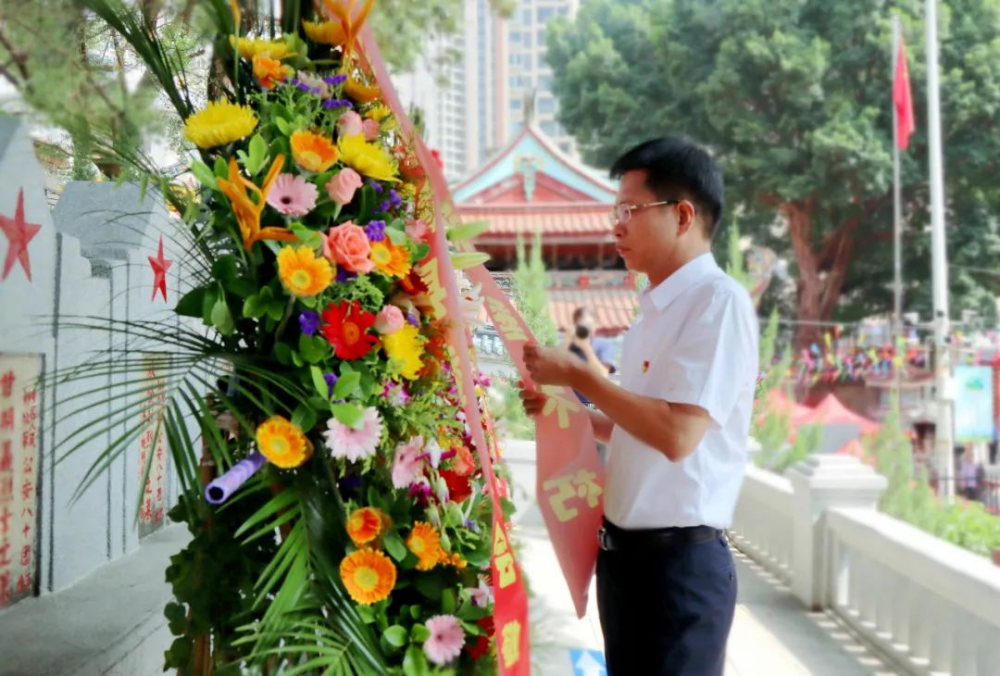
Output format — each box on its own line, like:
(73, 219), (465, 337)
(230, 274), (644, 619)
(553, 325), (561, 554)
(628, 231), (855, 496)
(608, 200), (680, 227)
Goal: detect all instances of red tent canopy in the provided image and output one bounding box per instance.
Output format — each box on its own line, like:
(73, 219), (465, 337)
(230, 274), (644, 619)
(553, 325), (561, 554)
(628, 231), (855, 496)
(801, 394), (881, 435)
(762, 390), (813, 424)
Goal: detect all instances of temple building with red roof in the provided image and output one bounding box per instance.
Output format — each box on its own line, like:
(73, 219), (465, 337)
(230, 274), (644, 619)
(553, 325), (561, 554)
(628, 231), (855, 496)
(454, 120), (638, 337)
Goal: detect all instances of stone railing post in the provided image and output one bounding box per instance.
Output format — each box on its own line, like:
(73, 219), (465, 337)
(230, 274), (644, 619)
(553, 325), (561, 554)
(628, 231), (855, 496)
(787, 455), (887, 610)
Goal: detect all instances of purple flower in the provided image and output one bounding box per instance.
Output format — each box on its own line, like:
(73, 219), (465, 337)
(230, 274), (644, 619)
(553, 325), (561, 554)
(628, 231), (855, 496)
(381, 381), (411, 406)
(364, 220), (386, 242)
(336, 268), (358, 283)
(388, 189), (403, 207)
(324, 372), (339, 395)
(296, 81), (314, 93)
(406, 313), (419, 327)
(324, 74), (347, 86)
(299, 311), (320, 337)
(322, 98), (353, 110)
(339, 473), (362, 492)
(368, 179), (383, 194)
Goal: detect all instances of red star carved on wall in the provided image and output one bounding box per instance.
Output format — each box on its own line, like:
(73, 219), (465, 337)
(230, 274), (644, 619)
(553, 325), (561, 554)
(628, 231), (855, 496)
(0, 189), (42, 282)
(148, 235), (172, 302)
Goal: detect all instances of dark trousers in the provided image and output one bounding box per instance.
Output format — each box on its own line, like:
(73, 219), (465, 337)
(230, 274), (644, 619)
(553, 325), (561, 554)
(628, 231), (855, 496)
(597, 533), (737, 675)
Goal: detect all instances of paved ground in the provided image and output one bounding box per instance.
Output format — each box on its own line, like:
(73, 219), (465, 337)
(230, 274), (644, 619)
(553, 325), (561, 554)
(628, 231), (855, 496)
(503, 439), (899, 676)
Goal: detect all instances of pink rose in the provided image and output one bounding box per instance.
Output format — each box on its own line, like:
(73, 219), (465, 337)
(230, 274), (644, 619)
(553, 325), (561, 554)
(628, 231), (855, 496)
(362, 118), (380, 141)
(337, 110), (364, 139)
(325, 168), (362, 205)
(373, 305), (405, 335)
(406, 219), (430, 243)
(323, 221), (374, 273)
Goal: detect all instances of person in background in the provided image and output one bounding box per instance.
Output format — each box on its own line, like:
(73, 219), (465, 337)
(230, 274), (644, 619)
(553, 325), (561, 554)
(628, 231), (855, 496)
(959, 447), (983, 501)
(565, 306), (610, 404)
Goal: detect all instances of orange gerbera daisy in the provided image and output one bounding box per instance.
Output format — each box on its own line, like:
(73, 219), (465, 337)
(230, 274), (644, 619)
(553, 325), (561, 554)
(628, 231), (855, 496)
(369, 239), (412, 279)
(346, 506), (388, 547)
(277, 246), (333, 298)
(290, 130), (339, 173)
(217, 155), (297, 251)
(407, 521), (444, 571)
(256, 416), (313, 469)
(252, 54), (292, 89)
(340, 549), (396, 605)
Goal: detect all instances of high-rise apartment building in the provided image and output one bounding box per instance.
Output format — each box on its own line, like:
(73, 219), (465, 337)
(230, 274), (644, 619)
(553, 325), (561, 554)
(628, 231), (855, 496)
(393, 0), (580, 184)
(497, 0), (579, 157)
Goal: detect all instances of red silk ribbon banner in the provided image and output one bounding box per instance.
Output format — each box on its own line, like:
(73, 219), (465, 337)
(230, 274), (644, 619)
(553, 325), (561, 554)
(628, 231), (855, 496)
(359, 29), (532, 673)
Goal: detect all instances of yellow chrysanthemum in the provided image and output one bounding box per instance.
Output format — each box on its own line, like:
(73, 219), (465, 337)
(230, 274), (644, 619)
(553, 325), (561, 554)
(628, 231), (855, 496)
(340, 549), (396, 605)
(277, 246), (333, 298)
(406, 522), (444, 571)
(382, 323), (425, 381)
(365, 103), (393, 123)
(252, 54), (293, 90)
(365, 103), (396, 130)
(369, 239), (411, 279)
(290, 130), (339, 173)
(302, 20), (347, 46)
(182, 100), (258, 149)
(337, 133), (398, 182)
(229, 36), (296, 61)
(398, 183), (416, 202)
(256, 416), (313, 469)
(346, 506), (388, 547)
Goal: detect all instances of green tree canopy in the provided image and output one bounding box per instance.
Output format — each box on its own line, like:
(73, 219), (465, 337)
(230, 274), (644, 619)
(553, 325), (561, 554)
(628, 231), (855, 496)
(546, 0), (1000, 346)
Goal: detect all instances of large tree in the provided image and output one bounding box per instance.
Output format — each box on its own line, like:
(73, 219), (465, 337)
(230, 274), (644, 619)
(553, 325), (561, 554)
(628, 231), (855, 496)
(546, 0), (1000, 346)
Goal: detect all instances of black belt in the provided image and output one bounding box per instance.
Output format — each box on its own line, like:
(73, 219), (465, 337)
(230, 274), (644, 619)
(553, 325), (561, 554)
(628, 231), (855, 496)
(598, 520), (723, 552)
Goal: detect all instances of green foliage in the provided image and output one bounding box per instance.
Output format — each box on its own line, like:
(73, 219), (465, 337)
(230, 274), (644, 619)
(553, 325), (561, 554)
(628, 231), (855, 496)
(512, 230), (558, 348)
(491, 229), (560, 439)
(491, 375), (535, 440)
(725, 219), (751, 293)
(866, 395), (1000, 557)
(546, 0), (1000, 332)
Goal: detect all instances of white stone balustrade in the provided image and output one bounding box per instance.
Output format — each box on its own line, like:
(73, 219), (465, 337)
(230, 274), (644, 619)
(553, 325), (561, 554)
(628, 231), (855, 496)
(826, 508), (1000, 676)
(730, 465), (795, 583)
(732, 453), (1000, 676)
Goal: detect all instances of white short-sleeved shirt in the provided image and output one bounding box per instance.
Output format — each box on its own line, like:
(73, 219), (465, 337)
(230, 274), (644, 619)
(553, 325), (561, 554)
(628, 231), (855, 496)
(605, 253), (759, 530)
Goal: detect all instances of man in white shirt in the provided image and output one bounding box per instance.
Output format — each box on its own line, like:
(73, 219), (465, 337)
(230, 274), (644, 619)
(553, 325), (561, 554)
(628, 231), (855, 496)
(522, 137), (759, 675)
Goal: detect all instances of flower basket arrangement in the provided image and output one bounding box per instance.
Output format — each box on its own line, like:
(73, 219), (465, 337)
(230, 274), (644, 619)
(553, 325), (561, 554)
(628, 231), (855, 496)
(52, 1), (529, 674)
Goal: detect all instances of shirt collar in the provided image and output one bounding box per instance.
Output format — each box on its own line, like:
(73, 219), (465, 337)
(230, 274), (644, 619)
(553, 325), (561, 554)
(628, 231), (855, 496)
(641, 253), (719, 313)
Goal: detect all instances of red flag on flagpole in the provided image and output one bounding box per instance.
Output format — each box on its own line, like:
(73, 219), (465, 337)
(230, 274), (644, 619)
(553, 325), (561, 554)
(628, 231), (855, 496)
(894, 38), (915, 150)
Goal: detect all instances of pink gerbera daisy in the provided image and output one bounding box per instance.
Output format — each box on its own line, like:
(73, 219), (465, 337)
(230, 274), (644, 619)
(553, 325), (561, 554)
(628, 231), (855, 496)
(423, 615), (465, 666)
(266, 173), (318, 216)
(391, 436), (425, 489)
(324, 407), (382, 462)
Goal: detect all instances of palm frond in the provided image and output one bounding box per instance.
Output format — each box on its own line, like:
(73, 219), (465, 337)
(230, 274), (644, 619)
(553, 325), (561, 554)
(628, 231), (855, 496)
(78, 0), (195, 121)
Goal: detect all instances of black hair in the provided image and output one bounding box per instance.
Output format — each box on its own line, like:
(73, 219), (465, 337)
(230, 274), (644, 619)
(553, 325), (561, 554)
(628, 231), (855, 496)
(572, 306), (590, 322)
(609, 137), (724, 238)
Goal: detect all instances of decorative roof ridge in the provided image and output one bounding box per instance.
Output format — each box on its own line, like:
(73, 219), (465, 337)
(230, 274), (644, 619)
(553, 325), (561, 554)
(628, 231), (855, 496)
(453, 123), (616, 199)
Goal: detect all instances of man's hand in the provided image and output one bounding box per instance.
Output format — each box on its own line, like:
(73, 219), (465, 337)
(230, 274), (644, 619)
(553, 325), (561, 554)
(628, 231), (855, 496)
(519, 387), (547, 417)
(522, 343), (582, 387)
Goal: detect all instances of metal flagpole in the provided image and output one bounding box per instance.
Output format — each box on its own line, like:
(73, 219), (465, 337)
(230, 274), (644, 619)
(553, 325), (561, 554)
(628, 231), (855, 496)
(892, 16), (904, 418)
(925, 0), (955, 502)
(892, 17), (904, 337)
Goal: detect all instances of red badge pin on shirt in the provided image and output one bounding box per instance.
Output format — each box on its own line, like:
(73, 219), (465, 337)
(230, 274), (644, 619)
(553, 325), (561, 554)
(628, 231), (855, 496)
(642, 360), (650, 373)
(148, 235), (172, 302)
(1, 188), (42, 282)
